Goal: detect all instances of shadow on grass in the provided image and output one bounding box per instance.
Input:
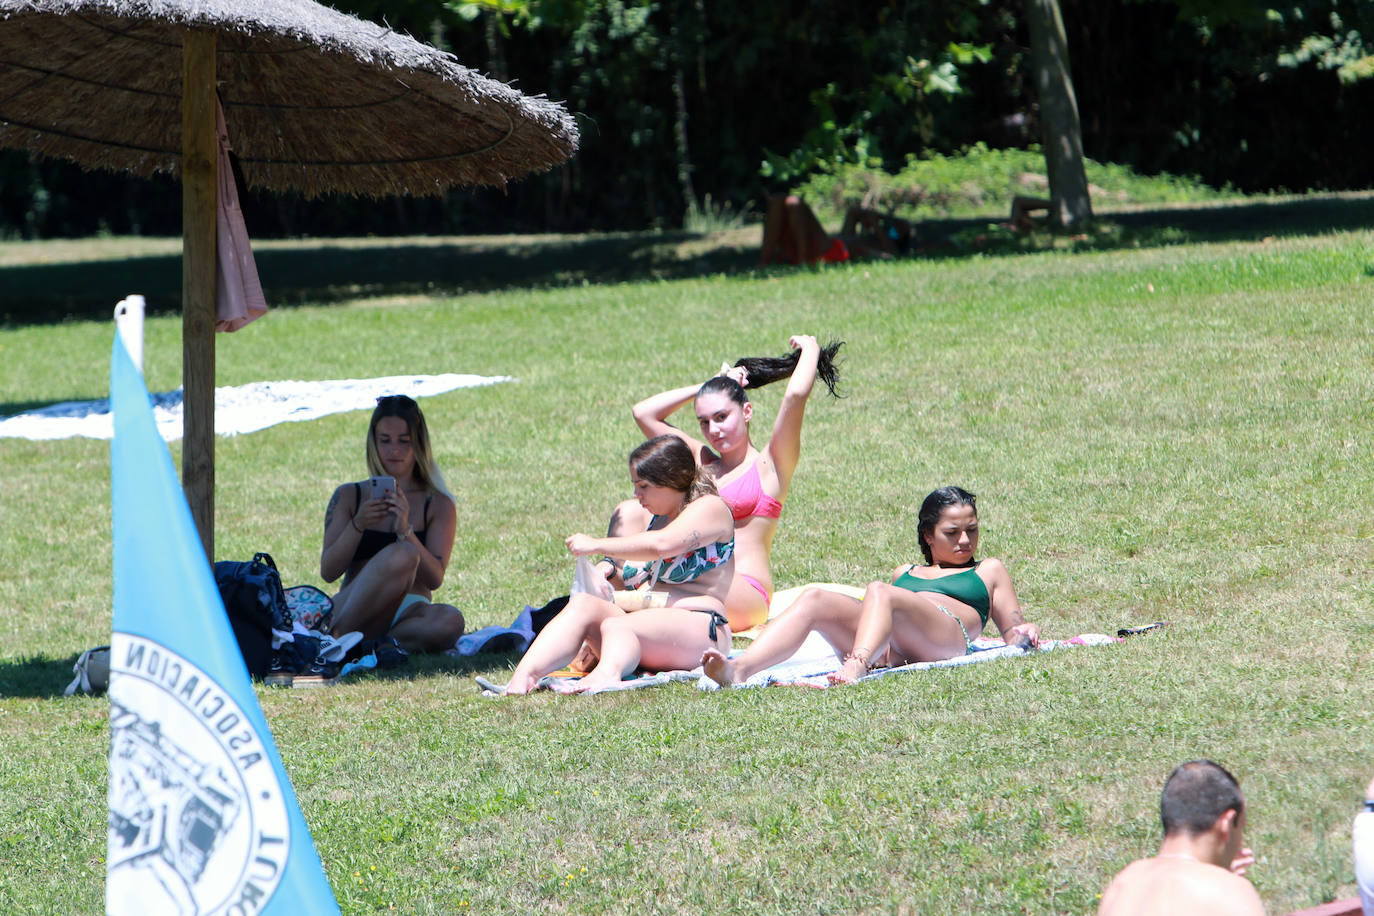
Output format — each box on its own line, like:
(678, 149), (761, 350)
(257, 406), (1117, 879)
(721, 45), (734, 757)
(3, 194), (1372, 326)
(914, 192), (1374, 259)
(0, 231), (758, 325)
(342, 649), (517, 685)
(0, 396), (98, 416)
(0, 653), (84, 698)
(0, 649), (515, 698)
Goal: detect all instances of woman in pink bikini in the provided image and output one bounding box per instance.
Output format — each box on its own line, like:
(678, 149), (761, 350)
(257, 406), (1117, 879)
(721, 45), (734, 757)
(627, 334), (842, 631)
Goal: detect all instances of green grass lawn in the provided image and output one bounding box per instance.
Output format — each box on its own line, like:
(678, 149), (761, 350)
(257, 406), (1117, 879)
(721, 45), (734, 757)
(1, 220), (1373, 914)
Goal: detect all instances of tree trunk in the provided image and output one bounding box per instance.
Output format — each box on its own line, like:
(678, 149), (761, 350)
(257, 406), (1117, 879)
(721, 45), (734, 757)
(670, 0), (703, 225)
(1025, 0), (1092, 231)
(672, 64), (697, 224)
(484, 10), (508, 82)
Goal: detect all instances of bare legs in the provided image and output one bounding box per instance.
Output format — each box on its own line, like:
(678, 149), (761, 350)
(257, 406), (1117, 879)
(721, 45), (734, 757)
(330, 541), (418, 639)
(701, 587), (864, 686)
(759, 194), (791, 264)
(390, 602), (464, 653)
(830, 583), (973, 683)
(571, 608), (729, 694)
(1009, 195), (1052, 230)
(506, 593), (620, 695)
(759, 195), (834, 265)
(329, 541), (465, 652)
(506, 595), (729, 695)
(701, 582), (979, 687)
(760, 198), (911, 266)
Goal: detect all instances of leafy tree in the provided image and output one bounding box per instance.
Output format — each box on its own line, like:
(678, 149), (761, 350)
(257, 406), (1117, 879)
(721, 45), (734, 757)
(1069, 0), (1374, 192)
(6, 0), (1373, 237)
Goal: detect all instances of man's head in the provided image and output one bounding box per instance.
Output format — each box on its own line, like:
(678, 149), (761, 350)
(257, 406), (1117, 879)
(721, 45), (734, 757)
(1160, 759), (1247, 864)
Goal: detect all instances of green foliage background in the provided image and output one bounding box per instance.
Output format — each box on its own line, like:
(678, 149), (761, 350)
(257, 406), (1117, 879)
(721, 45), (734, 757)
(1, 0), (1373, 238)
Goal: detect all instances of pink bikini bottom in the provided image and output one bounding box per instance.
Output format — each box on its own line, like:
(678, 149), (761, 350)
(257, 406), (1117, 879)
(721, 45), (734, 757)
(738, 573), (772, 607)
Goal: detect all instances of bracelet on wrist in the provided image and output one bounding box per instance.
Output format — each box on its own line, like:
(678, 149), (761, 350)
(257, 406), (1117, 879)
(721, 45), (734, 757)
(396, 526), (413, 543)
(350, 516), (364, 533)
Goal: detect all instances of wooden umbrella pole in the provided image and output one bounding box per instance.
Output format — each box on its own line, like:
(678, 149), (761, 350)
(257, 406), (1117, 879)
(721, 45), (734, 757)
(182, 29), (217, 561)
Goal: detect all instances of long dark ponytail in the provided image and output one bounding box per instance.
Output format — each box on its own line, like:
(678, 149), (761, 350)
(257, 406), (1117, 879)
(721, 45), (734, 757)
(737, 339), (844, 397)
(696, 339), (845, 405)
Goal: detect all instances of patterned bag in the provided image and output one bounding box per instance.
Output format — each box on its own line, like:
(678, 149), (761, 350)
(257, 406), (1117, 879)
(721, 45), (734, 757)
(285, 584), (334, 632)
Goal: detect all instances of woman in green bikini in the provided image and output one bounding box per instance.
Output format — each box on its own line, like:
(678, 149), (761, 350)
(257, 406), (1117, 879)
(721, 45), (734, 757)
(701, 485), (1040, 687)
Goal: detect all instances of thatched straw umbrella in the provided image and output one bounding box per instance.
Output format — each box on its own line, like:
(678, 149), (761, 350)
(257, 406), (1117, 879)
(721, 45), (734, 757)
(0, 0), (578, 558)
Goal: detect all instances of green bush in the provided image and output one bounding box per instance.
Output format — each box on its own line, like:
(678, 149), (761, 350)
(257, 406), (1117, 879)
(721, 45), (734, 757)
(795, 144), (1233, 223)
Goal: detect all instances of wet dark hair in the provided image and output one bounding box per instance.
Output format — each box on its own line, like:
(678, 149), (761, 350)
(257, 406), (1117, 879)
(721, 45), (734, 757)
(917, 486), (977, 565)
(629, 435), (717, 502)
(1160, 760), (1244, 836)
(696, 339), (845, 406)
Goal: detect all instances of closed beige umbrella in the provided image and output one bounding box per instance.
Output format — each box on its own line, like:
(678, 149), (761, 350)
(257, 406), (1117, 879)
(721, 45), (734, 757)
(0, 0), (578, 558)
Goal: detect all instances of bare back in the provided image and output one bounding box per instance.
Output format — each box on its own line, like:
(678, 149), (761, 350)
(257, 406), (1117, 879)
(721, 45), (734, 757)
(1098, 858), (1265, 916)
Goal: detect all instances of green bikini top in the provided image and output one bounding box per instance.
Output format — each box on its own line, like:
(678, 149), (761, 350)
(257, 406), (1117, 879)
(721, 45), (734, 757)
(892, 562), (990, 627)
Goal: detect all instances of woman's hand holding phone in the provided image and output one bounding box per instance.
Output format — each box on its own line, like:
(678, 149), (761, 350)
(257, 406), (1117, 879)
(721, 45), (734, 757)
(385, 487), (410, 536)
(354, 476), (398, 532)
(366, 475), (395, 502)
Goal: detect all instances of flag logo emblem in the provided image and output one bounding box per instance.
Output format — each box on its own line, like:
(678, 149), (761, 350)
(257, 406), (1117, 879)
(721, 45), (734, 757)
(107, 633), (289, 915)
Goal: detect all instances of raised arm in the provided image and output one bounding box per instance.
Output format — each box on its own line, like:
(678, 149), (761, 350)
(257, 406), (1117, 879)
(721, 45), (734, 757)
(631, 383), (703, 443)
(633, 366), (749, 463)
(593, 498), (652, 582)
(567, 496), (734, 563)
(764, 334), (822, 490)
(982, 557), (1040, 646)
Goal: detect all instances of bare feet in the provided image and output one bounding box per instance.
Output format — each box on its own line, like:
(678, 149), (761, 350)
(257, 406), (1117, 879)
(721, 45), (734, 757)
(564, 673), (622, 694)
(504, 673), (538, 696)
(828, 652), (870, 685)
(700, 648), (738, 686)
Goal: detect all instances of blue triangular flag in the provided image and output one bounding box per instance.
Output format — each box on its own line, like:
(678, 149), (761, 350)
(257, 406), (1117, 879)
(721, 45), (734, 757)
(107, 334), (340, 915)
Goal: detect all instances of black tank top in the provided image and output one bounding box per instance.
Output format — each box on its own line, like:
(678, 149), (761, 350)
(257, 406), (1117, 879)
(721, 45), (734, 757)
(349, 483), (430, 568)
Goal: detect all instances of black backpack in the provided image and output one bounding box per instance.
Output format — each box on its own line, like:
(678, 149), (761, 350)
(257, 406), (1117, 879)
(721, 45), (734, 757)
(213, 552), (291, 677)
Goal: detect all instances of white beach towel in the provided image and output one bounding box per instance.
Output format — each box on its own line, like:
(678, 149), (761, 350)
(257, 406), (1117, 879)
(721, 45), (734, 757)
(0, 373), (512, 442)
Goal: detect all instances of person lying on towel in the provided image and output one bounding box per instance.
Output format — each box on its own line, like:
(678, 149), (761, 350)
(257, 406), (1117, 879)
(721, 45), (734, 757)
(702, 485), (1041, 686)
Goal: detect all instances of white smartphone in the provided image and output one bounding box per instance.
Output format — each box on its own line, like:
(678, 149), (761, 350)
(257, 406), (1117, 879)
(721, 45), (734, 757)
(366, 476), (396, 501)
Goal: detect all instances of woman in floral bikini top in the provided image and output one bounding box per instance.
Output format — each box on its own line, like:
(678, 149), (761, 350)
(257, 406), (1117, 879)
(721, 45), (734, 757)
(502, 436), (736, 696)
